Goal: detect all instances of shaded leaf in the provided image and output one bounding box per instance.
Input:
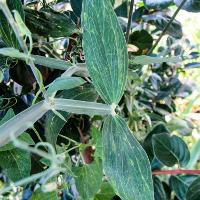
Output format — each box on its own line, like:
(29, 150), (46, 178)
(82, 0), (128, 104)
(142, 13), (183, 39)
(70, 0), (82, 17)
(169, 175), (197, 200)
(103, 115), (154, 200)
(45, 84), (98, 145)
(73, 160), (103, 200)
(25, 8), (78, 38)
(152, 133), (190, 167)
(186, 176), (200, 200)
(0, 148), (31, 181)
(153, 176), (167, 200)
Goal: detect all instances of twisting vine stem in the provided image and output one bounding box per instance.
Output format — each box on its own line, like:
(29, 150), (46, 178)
(0, 0), (47, 98)
(147, 0), (187, 54)
(125, 0), (134, 43)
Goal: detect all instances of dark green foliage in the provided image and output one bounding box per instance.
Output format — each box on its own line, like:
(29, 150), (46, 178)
(144, 0), (174, 9)
(0, 0), (24, 48)
(25, 8), (78, 38)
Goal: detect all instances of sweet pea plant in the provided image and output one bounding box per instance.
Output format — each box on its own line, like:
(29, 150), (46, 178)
(0, 0), (200, 199)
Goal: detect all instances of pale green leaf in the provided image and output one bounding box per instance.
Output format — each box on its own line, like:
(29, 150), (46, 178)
(32, 55), (72, 70)
(103, 115), (154, 200)
(131, 55), (181, 65)
(82, 0), (128, 104)
(46, 77), (86, 97)
(0, 47), (31, 60)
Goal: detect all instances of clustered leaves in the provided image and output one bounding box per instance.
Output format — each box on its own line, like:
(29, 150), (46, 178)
(0, 0), (200, 200)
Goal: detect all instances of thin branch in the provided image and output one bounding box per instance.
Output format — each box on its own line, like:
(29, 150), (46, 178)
(153, 169), (200, 175)
(147, 0), (187, 55)
(125, 0), (134, 43)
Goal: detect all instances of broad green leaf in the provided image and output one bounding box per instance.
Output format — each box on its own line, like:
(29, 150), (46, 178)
(71, 0), (82, 17)
(0, 0), (25, 48)
(144, 0), (174, 9)
(32, 55), (72, 70)
(82, 0), (128, 104)
(94, 182), (116, 200)
(152, 133), (190, 167)
(131, 55), (182, 65)
(0, 109), (34, 151)
(153, 176), (167, 200)
(54, 98), (112, 116)
(46, 77), (85, 97)
(45, 84), (98, 145)
(103, 115), (154, 200)
(186, 176), (200, 200)
(169, 175), (197, 200)
(30, 189), (58, 200)
(73, 160), (103, 200)
(25, 8), (78, 38)
(0, 148), (31, 181)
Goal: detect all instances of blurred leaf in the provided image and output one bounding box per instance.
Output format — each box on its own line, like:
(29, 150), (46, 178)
(0, 148), (31, 181)
(169, 175), (197, 200)
(174, 0), (200, 13)
(82, 0), (128, 104)
(144, 0), (174, 9)
(45, 84), (98, 146)
(153, 176), (167, 200)
(142, 13), (183, 39)
(94, 182), (116, 200)
(25, 8), (78, 38)
(185, 62), (200, 69)
(186, 176), (200, 200)
(0, 0), (24, 48)
(152, 133), (190, 167)
(30, 189), (58, 200)
(131, 55), (181, 65)
(73, 160), (103, 200)
(103, 115), (154, 199)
